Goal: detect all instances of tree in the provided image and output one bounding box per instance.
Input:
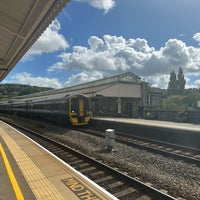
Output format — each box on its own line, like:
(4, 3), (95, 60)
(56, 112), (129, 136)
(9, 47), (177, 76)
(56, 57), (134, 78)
(177, 67), (186, 95)
(163, 92), (200, 111)
(167, 67), (186, 95)
(163, 95), (186, 110)
(167, 70), (178, 95)
(0, 84), (52, 99)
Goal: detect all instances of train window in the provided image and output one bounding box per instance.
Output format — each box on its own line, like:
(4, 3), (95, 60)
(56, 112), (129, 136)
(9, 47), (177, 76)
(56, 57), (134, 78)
(58, 103), (66, 110)
(71, 99), (78, 113)
(71, 103), (77, 112)
(53, 104), (57, 110)
(49, 103), (53, 110)
(84, 100), (89, 110)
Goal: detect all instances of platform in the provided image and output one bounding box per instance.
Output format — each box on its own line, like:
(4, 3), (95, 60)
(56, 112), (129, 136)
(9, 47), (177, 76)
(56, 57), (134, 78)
(0, 120), (118, 200)
(92, 117), (200, 132)
(91, 117), (200, 149)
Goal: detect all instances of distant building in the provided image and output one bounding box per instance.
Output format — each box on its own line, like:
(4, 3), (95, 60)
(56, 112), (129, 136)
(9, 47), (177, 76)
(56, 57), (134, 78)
(80, 72), (144, 117)
(148, 92), (163, 109)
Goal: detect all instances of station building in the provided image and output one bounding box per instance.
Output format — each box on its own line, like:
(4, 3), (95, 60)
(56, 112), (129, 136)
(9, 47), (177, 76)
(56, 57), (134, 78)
(85, 72), (147, 117)
(15, 72), (162, 118)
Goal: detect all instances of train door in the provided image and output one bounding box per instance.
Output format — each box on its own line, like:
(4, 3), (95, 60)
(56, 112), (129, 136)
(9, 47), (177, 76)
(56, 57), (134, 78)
(79, 99), (84, 117)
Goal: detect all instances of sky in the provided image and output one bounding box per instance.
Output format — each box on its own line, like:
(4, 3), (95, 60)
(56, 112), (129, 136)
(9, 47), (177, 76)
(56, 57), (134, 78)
(3, 0), (200, 89)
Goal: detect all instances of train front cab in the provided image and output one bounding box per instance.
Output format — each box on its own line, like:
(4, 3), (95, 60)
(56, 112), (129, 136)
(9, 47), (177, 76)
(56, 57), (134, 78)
(69, 94), (91, 125)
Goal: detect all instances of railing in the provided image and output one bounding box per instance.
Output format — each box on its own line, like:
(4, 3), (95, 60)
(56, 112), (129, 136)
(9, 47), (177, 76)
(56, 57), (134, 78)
(94, 109), (200, 124)
(144, 109), (200, 123)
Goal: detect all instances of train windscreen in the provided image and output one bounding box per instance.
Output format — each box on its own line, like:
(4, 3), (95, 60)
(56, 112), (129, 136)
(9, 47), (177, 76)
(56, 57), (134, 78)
(71, 96), (89, 116)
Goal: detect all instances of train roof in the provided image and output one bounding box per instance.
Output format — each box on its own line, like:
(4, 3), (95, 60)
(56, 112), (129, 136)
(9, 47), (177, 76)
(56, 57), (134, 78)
(12, 93), (89, 103)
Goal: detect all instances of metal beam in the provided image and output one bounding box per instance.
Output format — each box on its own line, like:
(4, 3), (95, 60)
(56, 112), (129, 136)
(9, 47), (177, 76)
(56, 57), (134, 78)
(0, 25), (24, 39)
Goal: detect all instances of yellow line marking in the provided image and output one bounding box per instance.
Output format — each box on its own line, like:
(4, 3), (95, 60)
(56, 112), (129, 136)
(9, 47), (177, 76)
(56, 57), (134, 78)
(0, 143), (24, 200)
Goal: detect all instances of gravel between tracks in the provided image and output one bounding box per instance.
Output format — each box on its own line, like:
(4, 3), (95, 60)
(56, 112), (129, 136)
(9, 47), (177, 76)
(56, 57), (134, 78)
(3, 116), (200, 200)
(44, 128), (200, 200)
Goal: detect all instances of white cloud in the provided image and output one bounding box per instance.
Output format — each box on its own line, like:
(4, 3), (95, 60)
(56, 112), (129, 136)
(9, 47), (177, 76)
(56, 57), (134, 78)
(193, 79), (200, 88)
(74, 0), (115, 14)
(22, 19), (69, 61)
(47, 34), (200, 88)
(9, 72), (62, 88)
(48, 35), (154, 74)
(63, 71), (104, 86)
(193, 32), (200, 45)
(183, 76), (200, 89)
(147, 75), (170, 89)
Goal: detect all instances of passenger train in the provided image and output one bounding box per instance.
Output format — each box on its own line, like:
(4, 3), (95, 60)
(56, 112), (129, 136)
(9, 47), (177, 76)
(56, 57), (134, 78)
(0, 94), (91, 126)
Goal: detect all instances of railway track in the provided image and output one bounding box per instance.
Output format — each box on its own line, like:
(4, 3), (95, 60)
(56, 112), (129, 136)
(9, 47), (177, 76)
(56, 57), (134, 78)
(4, 120), (176, 200)
(76, 127), (200, 166)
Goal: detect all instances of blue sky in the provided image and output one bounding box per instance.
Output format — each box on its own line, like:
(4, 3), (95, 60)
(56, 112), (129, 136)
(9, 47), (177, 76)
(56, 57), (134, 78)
(3, 0), (200, 89)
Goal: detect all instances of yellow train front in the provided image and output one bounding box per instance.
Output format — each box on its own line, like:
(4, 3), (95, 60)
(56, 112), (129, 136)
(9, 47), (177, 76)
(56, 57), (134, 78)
(68, 94), (91, 126)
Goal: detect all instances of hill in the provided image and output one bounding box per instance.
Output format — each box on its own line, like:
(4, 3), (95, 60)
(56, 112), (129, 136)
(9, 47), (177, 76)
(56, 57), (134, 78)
(0, 84), (53, 99)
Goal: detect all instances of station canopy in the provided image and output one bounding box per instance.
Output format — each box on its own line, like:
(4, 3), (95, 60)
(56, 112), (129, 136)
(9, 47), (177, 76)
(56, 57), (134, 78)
(0, 0), (70, 81)
(14, 72), (142, 100)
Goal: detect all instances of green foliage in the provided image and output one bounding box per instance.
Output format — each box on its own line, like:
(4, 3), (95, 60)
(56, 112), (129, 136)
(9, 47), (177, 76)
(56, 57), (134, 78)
(163, 90), (200, 111)
(167, 70), (177, 95)
(177, 67), (186, 95)
(0, 84), (52, 99)
(163, 95), (186, 110)
(167, 67), (186, 95)
(183, 90), (200, 110)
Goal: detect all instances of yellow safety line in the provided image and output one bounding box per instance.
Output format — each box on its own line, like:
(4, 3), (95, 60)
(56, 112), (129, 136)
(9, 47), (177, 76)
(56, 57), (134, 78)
(0, 143), (24, 200)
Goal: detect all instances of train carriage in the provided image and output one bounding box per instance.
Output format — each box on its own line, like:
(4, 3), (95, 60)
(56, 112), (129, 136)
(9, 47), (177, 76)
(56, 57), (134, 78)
(0, 94), (91, 126)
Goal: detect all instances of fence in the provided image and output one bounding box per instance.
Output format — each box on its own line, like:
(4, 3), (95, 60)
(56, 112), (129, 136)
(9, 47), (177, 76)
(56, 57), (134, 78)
(145, 109), (200, 124)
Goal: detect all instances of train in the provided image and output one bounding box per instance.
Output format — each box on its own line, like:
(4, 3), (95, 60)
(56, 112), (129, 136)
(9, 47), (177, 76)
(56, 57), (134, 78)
(0, 94), (91, 126)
